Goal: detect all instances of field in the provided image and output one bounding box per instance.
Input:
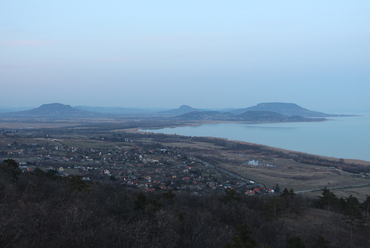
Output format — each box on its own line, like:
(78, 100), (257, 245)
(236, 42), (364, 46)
(134, 137), (369, 200)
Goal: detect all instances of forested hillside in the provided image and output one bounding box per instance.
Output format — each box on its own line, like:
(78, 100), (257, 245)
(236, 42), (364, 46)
(1, 159), (369, 248)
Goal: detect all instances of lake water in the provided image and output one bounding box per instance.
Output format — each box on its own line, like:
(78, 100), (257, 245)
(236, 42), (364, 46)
(142, 114), (370, 162)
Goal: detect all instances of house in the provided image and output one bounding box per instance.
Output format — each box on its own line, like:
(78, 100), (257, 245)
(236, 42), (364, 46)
(253, 188), (260, 194)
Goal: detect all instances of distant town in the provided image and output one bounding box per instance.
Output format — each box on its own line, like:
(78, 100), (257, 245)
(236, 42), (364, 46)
(1, 127), (277, 196)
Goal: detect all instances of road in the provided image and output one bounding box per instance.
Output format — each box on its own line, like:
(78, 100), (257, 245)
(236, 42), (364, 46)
(194, 157), (255, 184)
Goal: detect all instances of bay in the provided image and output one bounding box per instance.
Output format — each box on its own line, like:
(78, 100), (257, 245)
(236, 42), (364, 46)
(142, 113), (370, 162)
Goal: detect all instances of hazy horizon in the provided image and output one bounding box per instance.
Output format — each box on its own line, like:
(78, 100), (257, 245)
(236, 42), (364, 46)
(0, 102), (368, 115)
(1, 1), (369, 112)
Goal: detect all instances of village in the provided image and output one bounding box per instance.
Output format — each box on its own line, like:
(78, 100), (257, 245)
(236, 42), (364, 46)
(0, 128), (276, 196)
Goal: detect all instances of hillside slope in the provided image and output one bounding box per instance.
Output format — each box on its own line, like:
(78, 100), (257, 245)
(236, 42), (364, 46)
(0, 103), (108, 119)
(232, 102), (337, 117)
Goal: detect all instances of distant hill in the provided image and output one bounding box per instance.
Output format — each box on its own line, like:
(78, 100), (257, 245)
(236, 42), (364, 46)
(176, 110), (325, 122)
(159, 105), (202, 116)
(0, 103), (108, 119)
(176, 111), (233, 120)
(0, 102), (351, 120)
(232, 102), (338, 117)
(161, 102), (347, 118)
(234, 111), (315, 122)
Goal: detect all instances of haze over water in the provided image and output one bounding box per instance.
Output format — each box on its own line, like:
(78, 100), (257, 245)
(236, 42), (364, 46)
(143, 114), (370, 162)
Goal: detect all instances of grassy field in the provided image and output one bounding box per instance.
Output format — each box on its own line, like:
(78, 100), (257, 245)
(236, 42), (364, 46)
(0, 122), (80, 129)
(148, 138), (370, 200)
(59, 139), (116, 149)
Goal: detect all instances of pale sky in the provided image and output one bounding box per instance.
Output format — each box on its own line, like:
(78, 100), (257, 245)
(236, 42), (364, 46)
(1, 1), (369, 112)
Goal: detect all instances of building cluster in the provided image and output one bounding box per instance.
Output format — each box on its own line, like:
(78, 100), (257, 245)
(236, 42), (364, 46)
(1, 137), (275, 195)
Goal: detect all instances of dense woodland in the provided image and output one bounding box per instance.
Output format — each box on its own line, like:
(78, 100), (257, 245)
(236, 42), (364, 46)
(1, 159), (370, 248)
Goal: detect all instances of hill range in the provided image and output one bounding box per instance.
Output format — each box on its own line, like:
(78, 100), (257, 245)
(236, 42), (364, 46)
(0, 102), (350, 121)
(175, 110), (324, 122)
(162, 102), (350, 118)
(169, 102), (349, 122)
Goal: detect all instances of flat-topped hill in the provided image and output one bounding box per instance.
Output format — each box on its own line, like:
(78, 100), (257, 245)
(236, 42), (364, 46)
(0, 103), (106, 119)
(159, 105), (202, 115)
(232, 102), (338, 117)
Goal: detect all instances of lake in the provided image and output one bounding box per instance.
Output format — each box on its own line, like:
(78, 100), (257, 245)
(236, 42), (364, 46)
(142, 114), (370, 162)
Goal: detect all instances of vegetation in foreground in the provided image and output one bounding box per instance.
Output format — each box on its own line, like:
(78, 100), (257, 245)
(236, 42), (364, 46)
(1, 159), (370, 248)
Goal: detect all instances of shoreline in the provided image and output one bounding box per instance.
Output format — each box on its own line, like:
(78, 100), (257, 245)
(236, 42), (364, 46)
(1, 117), (368, 165)
(128, 121), (370, 166)
(135, 118), (330, 131)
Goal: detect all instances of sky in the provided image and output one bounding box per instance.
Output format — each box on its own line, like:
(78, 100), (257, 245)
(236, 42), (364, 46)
(1, 1), (369, 112)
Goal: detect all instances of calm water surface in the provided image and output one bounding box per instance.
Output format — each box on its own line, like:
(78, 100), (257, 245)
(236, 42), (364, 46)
(142, 114), (370, 162)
